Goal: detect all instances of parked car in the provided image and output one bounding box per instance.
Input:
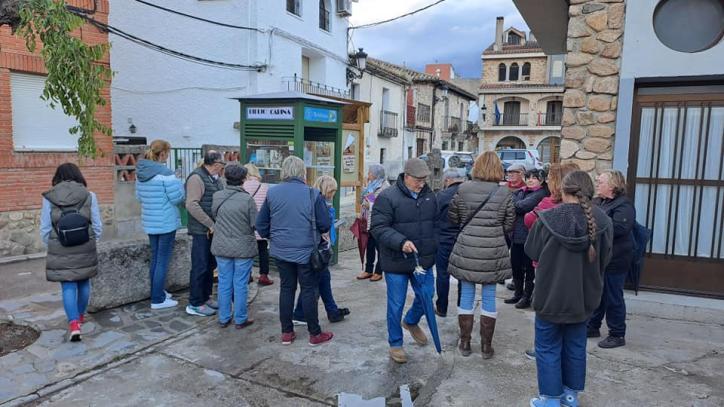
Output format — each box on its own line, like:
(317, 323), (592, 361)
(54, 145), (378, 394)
(496, 149), (543, 171)
(419, 150), (474, 179)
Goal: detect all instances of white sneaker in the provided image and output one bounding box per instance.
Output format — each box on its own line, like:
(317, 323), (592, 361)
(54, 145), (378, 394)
(165, 290), (173, 300)
(292, 319), (307, 326)
(151, 298), (178, 310)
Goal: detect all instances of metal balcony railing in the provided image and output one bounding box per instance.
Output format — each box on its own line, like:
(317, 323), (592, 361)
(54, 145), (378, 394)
(494, 112), (529, 126)
(379, 110), (399, 138)
(283, 74), (350, 99)
(538, 111), (563, 126)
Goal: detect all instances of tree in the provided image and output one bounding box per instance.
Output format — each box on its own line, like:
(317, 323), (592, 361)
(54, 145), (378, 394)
(1, 0), (111, 158)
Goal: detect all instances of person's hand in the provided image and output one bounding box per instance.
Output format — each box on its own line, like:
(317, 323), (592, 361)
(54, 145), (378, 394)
(207, 228), (214, 238)
(322, 232), (330, 242)
(402, 240), (417, 254)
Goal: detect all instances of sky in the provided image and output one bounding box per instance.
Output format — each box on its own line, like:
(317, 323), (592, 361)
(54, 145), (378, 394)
(349, 0), (529, 78)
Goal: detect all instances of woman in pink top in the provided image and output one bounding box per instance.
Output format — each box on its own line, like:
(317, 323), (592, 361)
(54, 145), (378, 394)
(243, 163), (273, 286)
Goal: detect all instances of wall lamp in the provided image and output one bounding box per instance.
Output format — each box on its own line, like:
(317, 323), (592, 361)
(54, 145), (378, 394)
(346, 48), (368, 84)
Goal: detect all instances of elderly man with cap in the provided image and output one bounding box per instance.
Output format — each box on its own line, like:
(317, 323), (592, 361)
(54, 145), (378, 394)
(185, 150), (226, 317)
(370, 157), (439, 364)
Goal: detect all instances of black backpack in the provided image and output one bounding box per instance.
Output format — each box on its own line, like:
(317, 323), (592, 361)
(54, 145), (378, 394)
(55, 194), (91, 247)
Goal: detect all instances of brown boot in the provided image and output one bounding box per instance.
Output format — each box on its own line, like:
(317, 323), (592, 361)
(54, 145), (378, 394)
(458, 315), (473, 357)
(480, 315), (496, 359)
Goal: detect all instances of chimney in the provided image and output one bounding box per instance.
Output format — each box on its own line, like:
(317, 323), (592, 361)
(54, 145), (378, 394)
(495, 17), (504, 51)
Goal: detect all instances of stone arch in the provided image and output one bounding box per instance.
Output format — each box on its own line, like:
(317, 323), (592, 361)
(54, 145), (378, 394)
(495, 136), (526, 150)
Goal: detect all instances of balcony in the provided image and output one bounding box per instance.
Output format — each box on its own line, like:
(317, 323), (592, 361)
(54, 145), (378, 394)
(448, 116), (462, 133)
(379, 110), (399, 138)
(283, 75), (350, 99)
(537, 111), (562, 126)
(494, 112), (529, 126)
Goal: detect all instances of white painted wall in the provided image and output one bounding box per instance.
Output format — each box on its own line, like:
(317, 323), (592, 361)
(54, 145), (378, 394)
(356, 73), (407, 180)
(613, 0), (724, 171)
(110, 0), (350, 148)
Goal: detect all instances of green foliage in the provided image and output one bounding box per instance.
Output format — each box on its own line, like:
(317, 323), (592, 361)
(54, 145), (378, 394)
(17, 0), (111, 158)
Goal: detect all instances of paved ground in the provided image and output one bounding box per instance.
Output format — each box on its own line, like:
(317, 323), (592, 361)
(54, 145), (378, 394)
(1, 250), (723, 406)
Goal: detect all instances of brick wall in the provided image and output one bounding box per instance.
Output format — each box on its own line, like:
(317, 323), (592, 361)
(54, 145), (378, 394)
(0, 0), (113, 213)
(0, 0), (113, 256)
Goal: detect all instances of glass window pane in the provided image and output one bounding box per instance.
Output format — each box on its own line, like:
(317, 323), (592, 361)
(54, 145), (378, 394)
(247, 139), (294, 184)
(704, 107), (723, 180)
(636, 108), (656, 177)
(657, 107), (679, 178)
(304, 141), (335, 184)
(680, 107), (703, 179)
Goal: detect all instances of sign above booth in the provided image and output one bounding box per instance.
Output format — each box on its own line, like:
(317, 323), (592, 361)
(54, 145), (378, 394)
(246, 106), (294, 120)
(304, 107), (337, 123)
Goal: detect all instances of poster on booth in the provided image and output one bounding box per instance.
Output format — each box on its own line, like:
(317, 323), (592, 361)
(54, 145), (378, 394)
(342, 131), (359, 187)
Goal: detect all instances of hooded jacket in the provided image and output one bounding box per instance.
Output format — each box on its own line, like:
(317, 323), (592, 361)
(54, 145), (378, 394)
(42, 181), (100, 282)
(135, 159), (185, 235)
(447, 180), (515, 284)
(370, 174), (438, 274)
(525, 203), (614, 324)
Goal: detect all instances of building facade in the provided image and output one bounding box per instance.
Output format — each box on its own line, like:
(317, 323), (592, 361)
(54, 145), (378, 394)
(355, 59), (411, 179)
(478, 17), (566, 163)
(110, 0), (351, 148)
(0, 0), (114, 257)
(513, 0), (724, 297)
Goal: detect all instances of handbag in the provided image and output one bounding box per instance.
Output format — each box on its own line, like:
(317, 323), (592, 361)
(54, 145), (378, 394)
(309, 188), (332, 271)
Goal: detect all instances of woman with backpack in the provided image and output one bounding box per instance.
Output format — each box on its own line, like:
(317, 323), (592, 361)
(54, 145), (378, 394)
(40, 163), (103, 342)
(447, 151), (515, 359)
(525, 171), (613, 407)
(587, 170), (635, 349)
(135, 139), (185, 310)
(211, 165), (258, 329)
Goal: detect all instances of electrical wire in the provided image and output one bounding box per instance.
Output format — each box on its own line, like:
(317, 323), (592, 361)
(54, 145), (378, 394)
(131, 0), (263, 32)
(111, 85), (247, 95)
(70, 12), (266, 71)
(349, 0), (447, 30)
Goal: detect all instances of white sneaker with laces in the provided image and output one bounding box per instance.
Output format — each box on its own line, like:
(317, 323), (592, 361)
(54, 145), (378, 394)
(151, 298), (178, 310)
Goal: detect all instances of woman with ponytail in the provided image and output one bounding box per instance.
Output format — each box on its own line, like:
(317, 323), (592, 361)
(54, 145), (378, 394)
(524, 170), (613, 407)
(136, 139), (185, 310)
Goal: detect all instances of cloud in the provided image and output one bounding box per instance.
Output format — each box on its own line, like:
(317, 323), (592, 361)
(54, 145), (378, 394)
(349, 0), (528, 78)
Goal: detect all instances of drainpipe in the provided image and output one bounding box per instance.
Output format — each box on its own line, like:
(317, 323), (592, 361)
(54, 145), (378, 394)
(430, 86), (436, 152)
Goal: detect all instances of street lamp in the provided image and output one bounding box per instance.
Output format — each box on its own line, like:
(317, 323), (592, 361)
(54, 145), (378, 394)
(346, 48), (368, 84)
(481, 104), (487, 122)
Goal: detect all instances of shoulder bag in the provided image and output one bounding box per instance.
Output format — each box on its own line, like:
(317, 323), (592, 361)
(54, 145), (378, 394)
(309, 188), (332, 271)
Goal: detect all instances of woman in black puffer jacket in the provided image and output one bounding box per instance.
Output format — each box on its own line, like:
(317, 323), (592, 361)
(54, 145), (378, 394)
(587, 170), (635, 349)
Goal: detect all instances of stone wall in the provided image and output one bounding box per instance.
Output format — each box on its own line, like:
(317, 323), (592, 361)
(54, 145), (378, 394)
(559, 0), (625, 174)
(88, 235), (191, 312)
(482, 56), (548, 85)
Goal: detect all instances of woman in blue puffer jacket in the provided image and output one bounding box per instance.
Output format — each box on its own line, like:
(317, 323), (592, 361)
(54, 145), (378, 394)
(135, 139), (185, 310)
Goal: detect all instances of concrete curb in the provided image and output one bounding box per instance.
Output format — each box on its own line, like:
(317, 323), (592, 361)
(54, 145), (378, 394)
(0, 252), (46, 265)
(625, 291), (724, 325)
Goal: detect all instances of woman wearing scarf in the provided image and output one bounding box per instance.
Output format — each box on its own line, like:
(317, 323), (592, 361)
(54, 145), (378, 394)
(356, 164), (390, 282)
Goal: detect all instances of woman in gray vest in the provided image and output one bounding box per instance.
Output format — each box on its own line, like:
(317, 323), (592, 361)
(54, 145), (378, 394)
(40, 163), (103, 342)
(211, 165), (258, 329)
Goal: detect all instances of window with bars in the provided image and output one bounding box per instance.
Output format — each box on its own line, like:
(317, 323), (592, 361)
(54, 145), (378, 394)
(417, 103), (431, 123)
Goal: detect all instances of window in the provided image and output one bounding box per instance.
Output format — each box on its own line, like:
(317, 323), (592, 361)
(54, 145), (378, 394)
(408, 146), (413, 159)
(538, 137), (561, 163)
(498, 63), (506, 82)
(458, 141), (464, 151)
(442, 141), (449, 150)
(545, 101), (563, 125)
(287, 0), (301, 16)
(351, 84), (360, 100)
(503, 101), (521, 125)
(382, 87), (390, 111)
(11, 72), (79, 151)
(507, 32), (521, 45)
(319, 0), (330, 31)
(380, 148), (386, 164)
(417, 103), (431, 123)
(509, 63), (519, 81)
(522, 62), (531, 80)
(653, 0), (724, 53)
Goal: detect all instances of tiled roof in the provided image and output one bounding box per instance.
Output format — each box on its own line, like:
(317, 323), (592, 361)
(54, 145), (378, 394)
(366, 58), (477, 100)
(483, 41), (543, 55)
(479, 83), (563, 90)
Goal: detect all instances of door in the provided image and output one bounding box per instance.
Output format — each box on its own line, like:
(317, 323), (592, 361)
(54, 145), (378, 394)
(628, 88), (723, 297)
(503, 101), (521, 125)
(302, 56), (310, 81)
(416, 138), (425, 156)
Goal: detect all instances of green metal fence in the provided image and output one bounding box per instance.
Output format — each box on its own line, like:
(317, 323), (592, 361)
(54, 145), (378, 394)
(167, 148), (202, 226)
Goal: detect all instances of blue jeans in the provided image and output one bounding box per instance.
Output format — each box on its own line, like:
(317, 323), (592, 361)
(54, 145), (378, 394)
(588, 272), (627, 337)
(190, 234), (216, 307)
(277, 259), (321, 335)
(458, 282), (497, 316)
(293, 266), (339, 320)
(535, 316), (587, 397)
(148, 231), (176, 304)
(435, 243), (453, 314)
(215, 257), (253, 325)
(61, 279), (91, 322)
(385, 270), (434, 347)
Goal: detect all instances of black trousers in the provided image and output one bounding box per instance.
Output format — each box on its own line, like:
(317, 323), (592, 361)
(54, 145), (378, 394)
(277, 259), (321, 335)
(365, 234), (383, 275)
(190, 234), (216, 307)
(257, 240), (269, 275)
(510, 243), (535, 298)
